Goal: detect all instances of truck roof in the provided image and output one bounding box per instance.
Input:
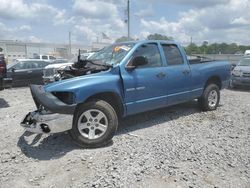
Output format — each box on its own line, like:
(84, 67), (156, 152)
(116, 40), (178, 46)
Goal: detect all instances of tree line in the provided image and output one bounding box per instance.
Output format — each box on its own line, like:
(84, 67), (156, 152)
(115, 34), (250, 55)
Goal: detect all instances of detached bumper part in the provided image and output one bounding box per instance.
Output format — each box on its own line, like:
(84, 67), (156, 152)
(30, 85), (76, 114)
(21, 111), (73, 134)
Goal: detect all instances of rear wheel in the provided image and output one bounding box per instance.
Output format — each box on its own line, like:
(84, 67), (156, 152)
(198, 84), (220, 111)
(69, 100), (118, 148)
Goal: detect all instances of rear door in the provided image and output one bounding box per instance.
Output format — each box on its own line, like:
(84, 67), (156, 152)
(160, 43), (192, 105)
(11, 61), (32, 86)
(29, 61), (48, 84)
(121, 43), (168, 115)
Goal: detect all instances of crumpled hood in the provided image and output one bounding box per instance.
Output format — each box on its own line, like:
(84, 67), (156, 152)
(45, 62), (73, 69)
(44, 66), (120, 92)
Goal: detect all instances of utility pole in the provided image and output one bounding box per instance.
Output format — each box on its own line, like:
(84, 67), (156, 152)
(127, 0), (130, 39)
(69, 31), (72, 58)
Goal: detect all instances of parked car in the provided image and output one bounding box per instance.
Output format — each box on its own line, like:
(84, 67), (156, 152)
(0, 54), (12, 90)
(230, 57), (250, 88)
(6, 59), (50, 87)
(43, 59), (73, 84)
(21, 40), (231, 148)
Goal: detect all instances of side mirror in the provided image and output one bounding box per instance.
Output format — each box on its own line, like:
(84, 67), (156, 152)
(126, 56), (148, 70)
(11, 68), (16, 72)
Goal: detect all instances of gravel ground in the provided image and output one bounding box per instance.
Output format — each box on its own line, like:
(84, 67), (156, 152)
(0, 87), (249, 188)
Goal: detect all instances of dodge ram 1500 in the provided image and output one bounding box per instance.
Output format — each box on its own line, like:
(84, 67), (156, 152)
(21, 40), (231, 148)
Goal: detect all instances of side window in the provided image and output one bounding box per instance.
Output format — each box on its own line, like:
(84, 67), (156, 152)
(38, 61), (48, 68)
(13, 62), (23, 69)
(31, 62), (39, 69)
(162, 44), (184, 65)
(49, 56), (56, 60)
(42, 55), (48, 60)
(23, 62), (33, 69)
(133, 43), (162, 68)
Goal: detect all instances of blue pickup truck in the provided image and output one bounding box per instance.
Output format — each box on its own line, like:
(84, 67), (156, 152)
(21, 40), (230, 147)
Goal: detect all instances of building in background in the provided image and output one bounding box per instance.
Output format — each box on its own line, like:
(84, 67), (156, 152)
(0, 40), (111, 63)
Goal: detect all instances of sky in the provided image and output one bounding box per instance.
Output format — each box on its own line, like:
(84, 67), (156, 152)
(0, 0), (250, 46)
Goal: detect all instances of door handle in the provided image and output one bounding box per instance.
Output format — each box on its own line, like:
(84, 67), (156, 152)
(27, 70), (33, 73)
(156, 72), (166, 78)
(182, 70), (190, 75)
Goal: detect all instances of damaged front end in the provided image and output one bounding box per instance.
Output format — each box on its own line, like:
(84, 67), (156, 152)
(20, 85), (76, 134)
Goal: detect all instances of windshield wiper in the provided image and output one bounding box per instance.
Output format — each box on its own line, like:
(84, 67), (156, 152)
(86, 59), (113, 68)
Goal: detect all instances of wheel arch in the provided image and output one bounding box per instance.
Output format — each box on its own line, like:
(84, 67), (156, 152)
(204, 75), (222, 90)
(77, 92), (125, 118)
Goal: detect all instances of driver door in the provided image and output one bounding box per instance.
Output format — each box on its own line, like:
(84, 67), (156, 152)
(121, 43), (168, 115)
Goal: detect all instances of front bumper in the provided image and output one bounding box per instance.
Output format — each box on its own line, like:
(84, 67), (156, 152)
(21, 110), (73, 134)
(20, 85), (76, 134)
(0, 77), (12, 89)
(43, 76), (55, 84)
(231, 76), (250, 86)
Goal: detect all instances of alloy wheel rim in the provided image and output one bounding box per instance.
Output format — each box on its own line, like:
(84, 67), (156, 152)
(77, 109), (108, 140)
(208, 90), (218, 108)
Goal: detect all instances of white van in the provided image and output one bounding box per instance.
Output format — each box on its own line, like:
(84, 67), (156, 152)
(34, 55), (57, 61)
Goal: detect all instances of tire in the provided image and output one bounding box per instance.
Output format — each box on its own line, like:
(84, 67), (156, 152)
(69, 100), (118, 148)
(198, 84), (220, 111)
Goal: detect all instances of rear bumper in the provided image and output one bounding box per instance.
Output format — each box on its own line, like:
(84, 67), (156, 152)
(30, 85), (76, 114)
(21, 110), (73, 134)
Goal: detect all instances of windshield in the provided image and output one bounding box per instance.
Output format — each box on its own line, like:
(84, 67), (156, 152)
(238, 58), (250, 66)
(89, 43), (134, 65)
(7, 60), (19, 69)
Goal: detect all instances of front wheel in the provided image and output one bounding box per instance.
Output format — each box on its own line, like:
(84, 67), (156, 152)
(69, 100), (118, 148)
(198, 84), (220, 111)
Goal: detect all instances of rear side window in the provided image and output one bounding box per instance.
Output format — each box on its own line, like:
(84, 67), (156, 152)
(42, 55), (48, 60)
(31, 62), (39, 68)
(162, 44), (184, 65)
(132, 43), (162, 68)
(38, 61), (48, 68)
(23, 62), (33, 69)
(49, 56), (56, 60)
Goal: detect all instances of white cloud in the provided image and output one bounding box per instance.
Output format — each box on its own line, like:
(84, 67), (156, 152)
(73, 0), (118, 19)
(29, 36), (42, 43)
(0, 0), (68, 26)
(19, 25), (31, 31)
(134, 5), (154, 18)
(139, 0), (250, 45)
(231, 17), (250, 26)
(71, 0), (126, 43)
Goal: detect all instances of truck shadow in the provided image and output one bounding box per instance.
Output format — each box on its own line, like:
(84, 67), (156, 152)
(17, 100), (202, 160)
(17, 131), (78, 160)
(117, 100), (201, 135)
